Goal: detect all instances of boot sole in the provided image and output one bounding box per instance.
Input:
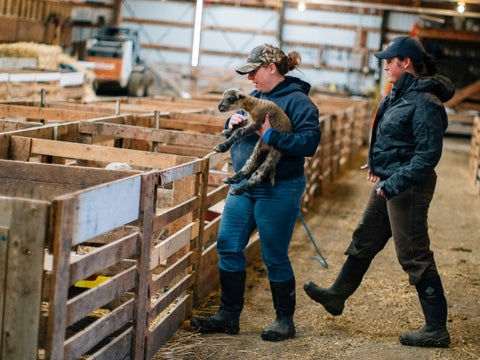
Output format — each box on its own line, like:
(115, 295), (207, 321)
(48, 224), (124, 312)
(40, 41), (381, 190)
(190, 318), (239, 334)
(399, 334), (450, 348)
(261, 330), (295, 341)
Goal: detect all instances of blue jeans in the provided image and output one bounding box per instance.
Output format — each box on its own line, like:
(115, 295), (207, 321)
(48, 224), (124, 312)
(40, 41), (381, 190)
(217, 175), (306, 282)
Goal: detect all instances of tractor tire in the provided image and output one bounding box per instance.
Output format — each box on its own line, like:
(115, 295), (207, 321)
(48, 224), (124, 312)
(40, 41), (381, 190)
(93, 79), (100, 93)
(127, 72), (145, 97)
(143, 70), (155, 97)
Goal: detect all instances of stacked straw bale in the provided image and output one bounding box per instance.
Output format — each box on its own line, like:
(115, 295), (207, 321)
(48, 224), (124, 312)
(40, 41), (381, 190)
(0, 42), (95, 100)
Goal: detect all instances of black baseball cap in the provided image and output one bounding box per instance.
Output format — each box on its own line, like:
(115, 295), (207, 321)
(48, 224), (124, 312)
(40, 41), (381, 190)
(374, 36), (426, 61)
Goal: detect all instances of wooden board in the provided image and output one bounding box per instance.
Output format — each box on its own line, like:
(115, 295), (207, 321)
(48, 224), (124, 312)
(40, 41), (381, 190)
(80, 121), (223, 148)
(148, 275), (191, 323)
(10, 136), (196, 168)
(0, 104), (106, 122)
(150, 252), (190, 297)
(0, 119), (43, 132)
(68, 176), (141, 245)
(146, 295), (189, 360)
(79, 121), (223, 157)
(0, 197), (49, 360)
(0, 225), (8, 354)
(151, 222), (198, 268)
(445, 79), (480, 108)
(0, 17), (17, 42)
(155, 118), (224, 134)
(64, 299), (135, 360)
(66, 266), (136, 327)
(70, 231), (138, 284)
(84, 328), (133, 360)
(2, 160), (90, 189)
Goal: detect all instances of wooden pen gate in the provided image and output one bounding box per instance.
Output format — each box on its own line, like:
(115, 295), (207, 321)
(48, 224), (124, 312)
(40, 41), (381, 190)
(0, 109), (235, 359)
(0, 93), (373, 359)
(0, 161), (143, 359)
(0, 155), (222, 360)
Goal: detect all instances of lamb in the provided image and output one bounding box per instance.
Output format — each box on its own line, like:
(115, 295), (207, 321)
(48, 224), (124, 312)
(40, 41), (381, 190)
(105, 162), (132, 170)
(214, 88), (292, 195)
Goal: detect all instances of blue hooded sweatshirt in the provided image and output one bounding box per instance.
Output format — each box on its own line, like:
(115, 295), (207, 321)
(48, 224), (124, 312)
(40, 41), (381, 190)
(227, 76), (321, 182)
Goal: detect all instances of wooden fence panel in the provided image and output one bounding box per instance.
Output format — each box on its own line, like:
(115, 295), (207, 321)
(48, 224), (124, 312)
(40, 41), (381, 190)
(0, 197), (49, 360)
(145, 159), (208, 356)
(0, 93), (374, 359)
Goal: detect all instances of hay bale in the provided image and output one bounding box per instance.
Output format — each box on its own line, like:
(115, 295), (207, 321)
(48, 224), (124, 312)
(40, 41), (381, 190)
(0, 42), (96, 101)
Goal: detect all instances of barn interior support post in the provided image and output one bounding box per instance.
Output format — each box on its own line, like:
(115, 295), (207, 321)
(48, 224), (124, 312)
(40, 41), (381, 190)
(278, 1), (286, 48)
(112, 0), (122, 26)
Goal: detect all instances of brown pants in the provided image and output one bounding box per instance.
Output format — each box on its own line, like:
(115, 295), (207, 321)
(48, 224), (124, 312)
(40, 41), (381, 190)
(345, 172), (439, 285)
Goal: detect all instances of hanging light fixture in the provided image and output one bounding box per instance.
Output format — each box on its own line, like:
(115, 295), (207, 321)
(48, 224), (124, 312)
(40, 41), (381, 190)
(457, 1), (465, 13)
(191, 0), (204, 67)
(298, 1), (306, 12)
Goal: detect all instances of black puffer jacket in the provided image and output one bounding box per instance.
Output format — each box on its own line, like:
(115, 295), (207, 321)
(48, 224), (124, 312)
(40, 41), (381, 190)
(368, 72), (455, 199)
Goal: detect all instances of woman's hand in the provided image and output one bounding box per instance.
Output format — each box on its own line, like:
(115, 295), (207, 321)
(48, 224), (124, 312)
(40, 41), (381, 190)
(363, 166), (386, 197)
(256, 114), (272, 137)
(361, 164), (379, 183)
(367, 170), (379, 183)
(228, 113), (248, 129)
(376, 187), (386, 198)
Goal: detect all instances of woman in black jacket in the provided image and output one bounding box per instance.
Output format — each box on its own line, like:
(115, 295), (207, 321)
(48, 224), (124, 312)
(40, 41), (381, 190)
(304, 36), (455, 348)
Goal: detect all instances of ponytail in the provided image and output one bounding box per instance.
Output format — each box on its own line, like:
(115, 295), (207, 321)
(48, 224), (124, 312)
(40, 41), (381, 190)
(412, 53), (438, 76)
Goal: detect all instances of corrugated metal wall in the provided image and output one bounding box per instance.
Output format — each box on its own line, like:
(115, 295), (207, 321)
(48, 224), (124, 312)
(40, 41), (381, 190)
(72, 0), (426, 95)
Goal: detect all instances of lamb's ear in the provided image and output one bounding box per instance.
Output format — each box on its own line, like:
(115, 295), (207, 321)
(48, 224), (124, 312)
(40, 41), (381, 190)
(238, 93), (246, 100)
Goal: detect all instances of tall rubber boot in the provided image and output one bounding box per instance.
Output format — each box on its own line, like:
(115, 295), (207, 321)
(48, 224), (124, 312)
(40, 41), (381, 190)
(261, 278), (296, 341)
(190, 270), (246, 334)
(399, 276), (450, 347)
(303, 256), (371, 316)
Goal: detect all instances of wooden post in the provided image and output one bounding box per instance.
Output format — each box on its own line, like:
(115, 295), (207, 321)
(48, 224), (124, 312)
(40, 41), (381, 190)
(133, 172), (156, 360)
(0, 198), (49, 360)
(191, 157), (209, 308)
(45, 198), (77, 360)
(112, 0), (122, 26)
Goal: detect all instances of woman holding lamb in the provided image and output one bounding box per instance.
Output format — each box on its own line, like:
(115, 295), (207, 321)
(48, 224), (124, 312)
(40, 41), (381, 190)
(190, 44), (321, 341)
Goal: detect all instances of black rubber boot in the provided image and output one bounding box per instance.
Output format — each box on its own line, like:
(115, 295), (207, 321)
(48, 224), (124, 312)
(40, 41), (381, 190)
(399, 276), (450, 348)
(303, 256), (371, 316)
(190, 270), (246, 334)
(261, 278), (296, 341)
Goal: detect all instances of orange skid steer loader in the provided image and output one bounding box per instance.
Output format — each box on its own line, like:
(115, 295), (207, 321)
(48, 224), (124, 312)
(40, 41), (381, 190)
(85, 26), (154, 97)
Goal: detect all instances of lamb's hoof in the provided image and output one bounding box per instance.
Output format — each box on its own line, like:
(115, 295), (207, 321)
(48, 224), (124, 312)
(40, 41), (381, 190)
(229, 186), (248, 195)
(213, 145), (226, 153)
(222, 129), (233, 138)
(223, 175), (242, 185)
(223, 177), (234, 184)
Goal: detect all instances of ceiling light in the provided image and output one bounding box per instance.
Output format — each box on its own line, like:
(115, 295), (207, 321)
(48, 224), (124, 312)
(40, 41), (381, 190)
(298, 1), (306, 11)
(191, 0), (203, 67)
(457, 1), (465, 13)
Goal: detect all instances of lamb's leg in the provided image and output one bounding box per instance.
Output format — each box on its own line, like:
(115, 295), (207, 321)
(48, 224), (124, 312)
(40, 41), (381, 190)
(213, 123), (259, 153)
(229, 148), (282, 195)
(223, 139), (264, 184)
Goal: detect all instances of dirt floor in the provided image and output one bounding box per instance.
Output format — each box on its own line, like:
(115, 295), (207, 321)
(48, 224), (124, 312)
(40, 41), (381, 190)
(153, 136), (480, 360)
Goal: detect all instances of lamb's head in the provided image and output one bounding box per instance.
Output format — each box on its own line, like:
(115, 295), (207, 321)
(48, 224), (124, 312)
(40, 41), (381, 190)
(218, 88), (246, 113)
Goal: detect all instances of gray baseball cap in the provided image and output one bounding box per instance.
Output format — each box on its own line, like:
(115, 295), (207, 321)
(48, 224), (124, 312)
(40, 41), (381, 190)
(236, 44), (285, 75)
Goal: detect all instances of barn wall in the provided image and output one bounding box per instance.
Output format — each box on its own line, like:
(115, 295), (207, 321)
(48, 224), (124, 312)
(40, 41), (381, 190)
(63, 1), (479, 104)
(115, 1), (431, 96)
